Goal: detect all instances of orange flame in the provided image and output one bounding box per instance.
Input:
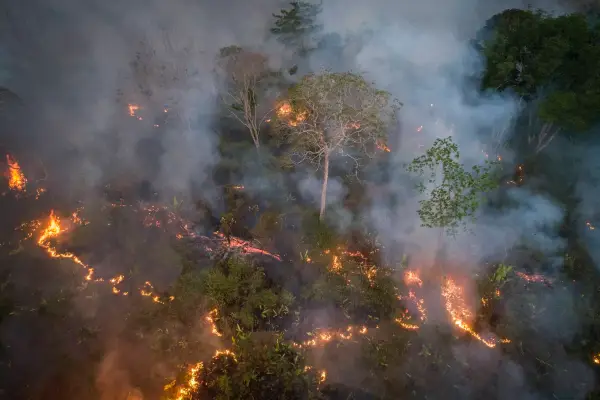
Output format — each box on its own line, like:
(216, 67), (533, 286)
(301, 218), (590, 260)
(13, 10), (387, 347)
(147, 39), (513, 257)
(213, 232), (282, 261)
(33, 210), (171, 302)
(276, 101), (307, 127)
(516, 271), (553, 287)
(404, 270), (423, 287)
(205, 308), (223, 337)
(293, 325), (370, 349)
(376, 141), (391, 152)
(128, 104), (142, 120)
(441, 278), (507, 348)
(169, 362), (204, 400)
(5, 154), (27, 192)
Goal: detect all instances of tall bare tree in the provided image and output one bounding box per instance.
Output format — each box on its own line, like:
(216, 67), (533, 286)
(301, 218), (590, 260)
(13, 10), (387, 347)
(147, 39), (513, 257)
(275, 71), (401, 220)
(217, 46), (275, 149)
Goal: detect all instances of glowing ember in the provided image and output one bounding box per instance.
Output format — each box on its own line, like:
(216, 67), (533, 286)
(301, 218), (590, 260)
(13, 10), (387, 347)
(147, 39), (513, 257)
(586, 221), (595, 231)
(277, 102), (292, 116)
(404, 270), (423, 287)
(395, 316), (419, 331)
(5, 154), (27, 192)
(331, 255), (342, 272)
(516, 271), (553, 287)
(31, 210), (171, 302)
(593, 354), (600, 364)
(140, 281), (174, 304)
(376, 141), (391, 152)
(293, 325), (369, 348)
(214, 349), (237, 361)
(35, 187), (46, 199)
(128, 104), (142, 120)
(276, 101), (307, 127)
(318, 370), (327, 384)
(213, 232), (282, 261)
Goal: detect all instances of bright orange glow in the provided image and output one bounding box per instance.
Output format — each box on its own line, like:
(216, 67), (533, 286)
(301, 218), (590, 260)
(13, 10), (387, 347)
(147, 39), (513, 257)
(276, 101), (307, 127)
(205, 308), (223, 337)
(441, 277), (507, 348)
(404, 270), (423, 287)
(516, 271), (553, 286)
(31, 209), (171, 302)
(5, 154), (27, 192)
(170, 362), (203, 400)
(293, 325), (369, 349)
(376, 141), (391, 152)
(213, 232), (282, 261)
(318, 370), (327, 384)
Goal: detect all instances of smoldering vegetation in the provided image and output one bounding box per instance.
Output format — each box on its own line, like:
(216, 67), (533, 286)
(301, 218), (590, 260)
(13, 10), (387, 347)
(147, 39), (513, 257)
(0, 0), (599, 399)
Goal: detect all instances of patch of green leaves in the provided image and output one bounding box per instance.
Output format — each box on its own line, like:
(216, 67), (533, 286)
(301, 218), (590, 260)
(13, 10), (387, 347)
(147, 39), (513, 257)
(407, 136), (499, 236)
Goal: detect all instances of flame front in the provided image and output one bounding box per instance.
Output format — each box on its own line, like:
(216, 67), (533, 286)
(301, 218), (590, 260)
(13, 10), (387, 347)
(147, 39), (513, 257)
(206, 308), (223, 337)
(441, 277), (505, 348)
(276, 101), (307, 127)
(31, 209), (172, 302)
(5, 154), (27, 192)
(170, 362), (203, 400)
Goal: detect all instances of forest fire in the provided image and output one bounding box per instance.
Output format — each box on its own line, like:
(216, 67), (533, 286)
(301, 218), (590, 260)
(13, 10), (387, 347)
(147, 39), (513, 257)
(404, 270), (423, 287)
(27, 209), (172, 302)
(213, 232), (282, 260)
(5, 154), (27, 192)
(516, 271), (553, 287)
(395, 270), (427, 329)
(206, 308), (223, 337)
(441, 278), (509, 348)
(376, 141), (391, 152)
(293, 325), (370, 348)
(128, 103), (142, 120)
(276, 101), (307, 127)
(168, 362), (203, 400)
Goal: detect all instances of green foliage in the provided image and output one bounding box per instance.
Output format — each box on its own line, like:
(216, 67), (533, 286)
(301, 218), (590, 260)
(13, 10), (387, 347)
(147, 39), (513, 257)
(302, 214), (339, 250)
(251, 211), (284, 240)
(491, 263), (513, 284)
(481, 9), (600, 131)
(305, 257), (397, 323)
(407, 136), (499, 236)
(202, 257), (294, 333)
(271, 2), (323, 52)
(198, 333), (322, 400)
(169, 268), (206, 324)
(219, 213), (236, 240)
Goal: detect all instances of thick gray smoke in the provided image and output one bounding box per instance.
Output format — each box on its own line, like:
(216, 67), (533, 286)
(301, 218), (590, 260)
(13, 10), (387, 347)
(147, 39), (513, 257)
(0, 0), (286, 202)
(303, 0), (595, 397)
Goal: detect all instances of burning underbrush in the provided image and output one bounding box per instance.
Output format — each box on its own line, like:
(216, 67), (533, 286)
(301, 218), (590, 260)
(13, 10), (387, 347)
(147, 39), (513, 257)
(0, 156), (590, 400)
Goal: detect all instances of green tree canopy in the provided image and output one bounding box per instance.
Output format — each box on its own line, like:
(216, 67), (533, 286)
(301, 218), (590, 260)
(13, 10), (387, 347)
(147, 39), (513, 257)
(480, 9), (600, 132)
(271, 1), (323, 54)
(193, 333), (322, 400)
(407, 137), (499, 236)
(202, 257), (294, 333)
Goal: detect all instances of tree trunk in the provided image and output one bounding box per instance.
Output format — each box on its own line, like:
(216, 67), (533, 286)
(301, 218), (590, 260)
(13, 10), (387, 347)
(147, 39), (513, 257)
(251, 127), (260, 149)
(432, 227), (445, 278)
(319, 151), (330, 221)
